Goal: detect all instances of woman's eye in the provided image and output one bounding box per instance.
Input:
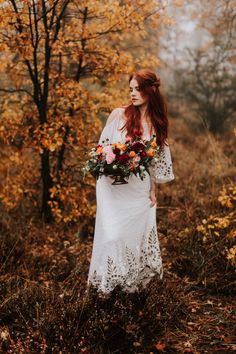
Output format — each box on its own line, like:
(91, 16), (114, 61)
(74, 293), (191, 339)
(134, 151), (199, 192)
(129, 87), (140, 93)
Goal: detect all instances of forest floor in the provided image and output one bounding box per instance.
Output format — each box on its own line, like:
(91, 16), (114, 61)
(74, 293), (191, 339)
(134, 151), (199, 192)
(0, 119), (235, 353)
(0, 217), (235, 354)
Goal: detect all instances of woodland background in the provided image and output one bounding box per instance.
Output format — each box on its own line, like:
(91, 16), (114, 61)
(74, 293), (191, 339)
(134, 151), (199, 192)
(0, 0), (235, 353)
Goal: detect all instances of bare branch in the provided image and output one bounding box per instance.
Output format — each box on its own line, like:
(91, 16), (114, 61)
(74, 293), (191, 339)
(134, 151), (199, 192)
(0, 88), (34, 98)
(76, 6), (88, 82)
(52, 0), (70, 43)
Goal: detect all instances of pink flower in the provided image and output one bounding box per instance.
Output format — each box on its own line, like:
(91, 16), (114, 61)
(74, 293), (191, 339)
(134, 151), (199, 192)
(103, 145), (116, 164)
(133, 155), (141, 167)
(133, 156), (141, 163)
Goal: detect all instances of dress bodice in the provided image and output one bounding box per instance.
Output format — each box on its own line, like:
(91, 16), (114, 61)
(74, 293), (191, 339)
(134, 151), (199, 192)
(99, 107), (154, 145)
(113, 110), (154, 143)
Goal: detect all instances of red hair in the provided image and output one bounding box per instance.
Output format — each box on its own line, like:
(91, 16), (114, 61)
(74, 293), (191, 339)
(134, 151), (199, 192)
(121, 69), (169, 149)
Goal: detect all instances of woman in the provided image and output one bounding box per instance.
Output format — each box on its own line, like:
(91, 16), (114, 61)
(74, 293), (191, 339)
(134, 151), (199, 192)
(87, 69), (175, 296)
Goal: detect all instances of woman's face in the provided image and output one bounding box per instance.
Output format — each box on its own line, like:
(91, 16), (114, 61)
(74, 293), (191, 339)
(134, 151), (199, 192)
(129, 78), (148, 106)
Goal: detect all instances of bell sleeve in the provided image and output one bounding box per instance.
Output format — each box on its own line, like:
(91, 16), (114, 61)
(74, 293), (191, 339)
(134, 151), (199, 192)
(150, 141), (175, 184)
(98, 108), (122, 146)
(98, 124), (112, 146)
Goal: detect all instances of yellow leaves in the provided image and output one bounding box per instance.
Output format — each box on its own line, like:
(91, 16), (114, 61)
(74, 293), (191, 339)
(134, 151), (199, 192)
(228, 229), (236, 239)
(0, 0), (175, 225)
(32, 121), (67, 154)
(214, 216), (230, 229)
(226, 246), (236, 266)
(48, 201), (63, 222)
(197, 214), (232, 237)
(196, 225), (205, 233)
(0, 148), (40, 211)
(9, 152), (22, 164)
(218, 184), (236, 208)
(178, 227), (190, 238)
(0, 182), (24, 211)
(48, 173), (96, 224)
(207, 224), (215, 229)
(196, 182), (235, 265)
(197, 184), (235, 237)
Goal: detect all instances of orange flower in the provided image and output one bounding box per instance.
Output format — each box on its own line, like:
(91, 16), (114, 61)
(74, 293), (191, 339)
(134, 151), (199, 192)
(151, 141), (157, 148)
(96, 146), (103, 154)
(117, 143), (127, 151)
(129, 151), (136, 157)
(147, 148), (155, 157)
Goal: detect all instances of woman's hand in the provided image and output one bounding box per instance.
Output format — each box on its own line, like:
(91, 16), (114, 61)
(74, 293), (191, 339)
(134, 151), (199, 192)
(149, 188), (156, 207)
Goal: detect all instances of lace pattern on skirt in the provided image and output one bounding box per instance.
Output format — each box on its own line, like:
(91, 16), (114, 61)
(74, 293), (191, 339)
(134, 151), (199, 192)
(88, 226), (163, 295)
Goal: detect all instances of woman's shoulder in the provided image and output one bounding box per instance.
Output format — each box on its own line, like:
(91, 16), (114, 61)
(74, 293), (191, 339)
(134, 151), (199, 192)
(111, 106), (126, 115)
(106, 106), (126, 126)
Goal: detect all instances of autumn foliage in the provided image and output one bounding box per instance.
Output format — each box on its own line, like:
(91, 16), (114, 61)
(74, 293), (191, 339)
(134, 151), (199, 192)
(0, 0), (164, 223)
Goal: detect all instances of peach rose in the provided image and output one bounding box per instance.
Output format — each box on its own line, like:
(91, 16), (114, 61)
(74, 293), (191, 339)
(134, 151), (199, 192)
(147, 148), (155, 157)
(117, 143), (127, 151)
(96, 146), (103, 154)
(129, 151), (136, 157)
(151, 141), (157, 148)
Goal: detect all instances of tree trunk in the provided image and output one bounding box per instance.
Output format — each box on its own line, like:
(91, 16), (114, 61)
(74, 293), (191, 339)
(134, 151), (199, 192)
(38, 101), (53, 223)
(209, 113), (225, 134)
(41, 149), (54, 223)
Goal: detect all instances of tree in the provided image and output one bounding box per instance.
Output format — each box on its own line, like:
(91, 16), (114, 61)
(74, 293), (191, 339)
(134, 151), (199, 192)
(178, 48), (236, 133)
(176, 0), (236, 133)
(0, 0), (169, 223)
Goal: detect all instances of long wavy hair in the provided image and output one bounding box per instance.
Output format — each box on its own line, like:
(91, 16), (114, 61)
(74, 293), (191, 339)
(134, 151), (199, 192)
(121, 69), (169, 149)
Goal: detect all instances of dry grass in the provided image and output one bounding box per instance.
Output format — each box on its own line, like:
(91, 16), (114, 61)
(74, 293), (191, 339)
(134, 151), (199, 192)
(0, 117), (235, 353)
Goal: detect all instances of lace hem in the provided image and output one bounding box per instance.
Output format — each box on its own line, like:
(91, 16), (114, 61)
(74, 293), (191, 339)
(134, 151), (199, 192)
(87, 226), (163, 295)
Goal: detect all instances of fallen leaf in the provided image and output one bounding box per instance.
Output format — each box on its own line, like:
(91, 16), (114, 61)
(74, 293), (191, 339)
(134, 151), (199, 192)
(155, 341), (166, 352)
(133, 342), (141, 347)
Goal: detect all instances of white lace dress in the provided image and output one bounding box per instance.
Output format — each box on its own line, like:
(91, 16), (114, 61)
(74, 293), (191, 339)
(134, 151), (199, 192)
(87, 107), (175, 295)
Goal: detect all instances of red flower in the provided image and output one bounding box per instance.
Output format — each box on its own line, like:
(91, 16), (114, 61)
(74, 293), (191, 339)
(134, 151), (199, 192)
(117, 154), (130, 165)
(131, 142), (145, 153)
(113, 147), (121, 155)
(141, 151), (147, 157)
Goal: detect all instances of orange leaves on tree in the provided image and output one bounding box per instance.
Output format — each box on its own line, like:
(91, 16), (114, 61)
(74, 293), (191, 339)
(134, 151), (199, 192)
(0, 0), (173, 223)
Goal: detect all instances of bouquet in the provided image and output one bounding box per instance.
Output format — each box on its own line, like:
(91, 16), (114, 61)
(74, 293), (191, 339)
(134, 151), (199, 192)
(83, 135), (160, 185)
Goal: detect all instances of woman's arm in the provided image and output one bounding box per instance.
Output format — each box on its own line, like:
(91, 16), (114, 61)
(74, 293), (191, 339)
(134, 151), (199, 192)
(149, 179), (156, 207)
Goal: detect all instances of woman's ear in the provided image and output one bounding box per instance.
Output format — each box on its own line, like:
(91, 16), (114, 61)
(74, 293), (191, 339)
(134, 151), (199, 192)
(151, 85), (157, 93)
